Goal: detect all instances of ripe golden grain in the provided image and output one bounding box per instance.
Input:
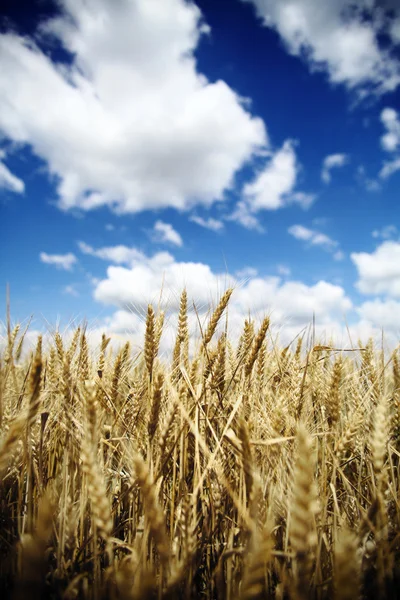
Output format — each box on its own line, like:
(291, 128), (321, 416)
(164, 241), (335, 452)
(0, 289), (399, 599)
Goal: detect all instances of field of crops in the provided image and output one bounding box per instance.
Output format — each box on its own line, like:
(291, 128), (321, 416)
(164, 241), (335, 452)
(1, 289), (399, 599)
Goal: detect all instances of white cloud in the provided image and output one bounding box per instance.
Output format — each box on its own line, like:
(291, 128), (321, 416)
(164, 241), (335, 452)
(391, 15), (400, 44)
(63, 284), (79, 297)
(378, 107), (400, 180)
(243, 0), (400, 96)
(235, 266), (258, 279)
(243, 140), (314, 211)
(228, 200), (265, 231)
(288, 224), (315, 242)
(78, 241), (149, 266)
(152, 220), (183, 247)
(357, 298), (400, 332)
(372, 225), (398, 240)
(0, 0), (267, 215)
(0, 154), (24, 193)
(94, 252), (234, 311)
(321, 153), (348, 183)
(229, 140), (314, 229)
(79, 243), (353, 344)
(379, 157), (400, 179)
(277, 264), (291, 277)
(351, 241), (400, 296)
(356, 165), (381, 192)
(189, 215), (224, 231)
(380, 107), (400, 152)
(290, 191), (315, 209)
(288, 224), (339, 252)
(89, 244), (352, 341)
(333, 250), (345, 262)
(40, 252), (77, 270)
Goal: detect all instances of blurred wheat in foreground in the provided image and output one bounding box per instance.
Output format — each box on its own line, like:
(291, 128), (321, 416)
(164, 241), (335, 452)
(1, 289), (400, 599)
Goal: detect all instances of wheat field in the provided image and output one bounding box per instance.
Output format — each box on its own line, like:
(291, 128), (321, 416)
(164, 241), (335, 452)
(1, 288), (399, 599)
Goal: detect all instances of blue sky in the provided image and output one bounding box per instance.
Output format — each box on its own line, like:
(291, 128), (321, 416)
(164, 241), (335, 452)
(1, 0), (400, 348)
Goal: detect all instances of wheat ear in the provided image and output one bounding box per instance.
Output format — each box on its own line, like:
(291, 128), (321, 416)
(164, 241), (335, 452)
(334, 527), (361, 600)
(144, 304), (156, 380)
(132, 451), (170, 566)
(290, 424), (318, 600)
(203, 288), (233, 346)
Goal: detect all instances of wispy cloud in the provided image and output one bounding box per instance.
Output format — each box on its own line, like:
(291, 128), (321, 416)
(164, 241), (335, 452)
(288, 224), (343, 259)
(63, 284), (79, 297)
(356, 165), (381, 192)
(381, 108), (400, 152)
(277, 264), (291, 276)
(379, 108), (400, 179)
(321, 153), (348, 183)
(372, 225), (398, 240)
(78, 241), (145, 266)
(379, 157), (400, 179)
(235, 266), (258, 279)
(0, 150), (24, 193)
(151, 220), (183, 247)
(189, 215), (224, 232)
(230, 140), (314, 229)
(40, 252), (77, 271)
(228, 201), (265, 232)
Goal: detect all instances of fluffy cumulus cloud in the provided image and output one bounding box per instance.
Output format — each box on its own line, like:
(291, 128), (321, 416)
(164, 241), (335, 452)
(230, 140), (315, 229)
(351, 241), (400, 296)
(94, 252), (234, 312)
(357, 298), (400, 332)
(243, 140), (314, 211)
(243, 0), (400, 96)
(151, 220), (183, 247)
(40, 252), (77, 270)
(321, 153), (348, 183)
(33, 240), (400, 350)
(0, 0), (267, 215)
(84, 242), (353, 349)
(0, 150), (24, 193)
